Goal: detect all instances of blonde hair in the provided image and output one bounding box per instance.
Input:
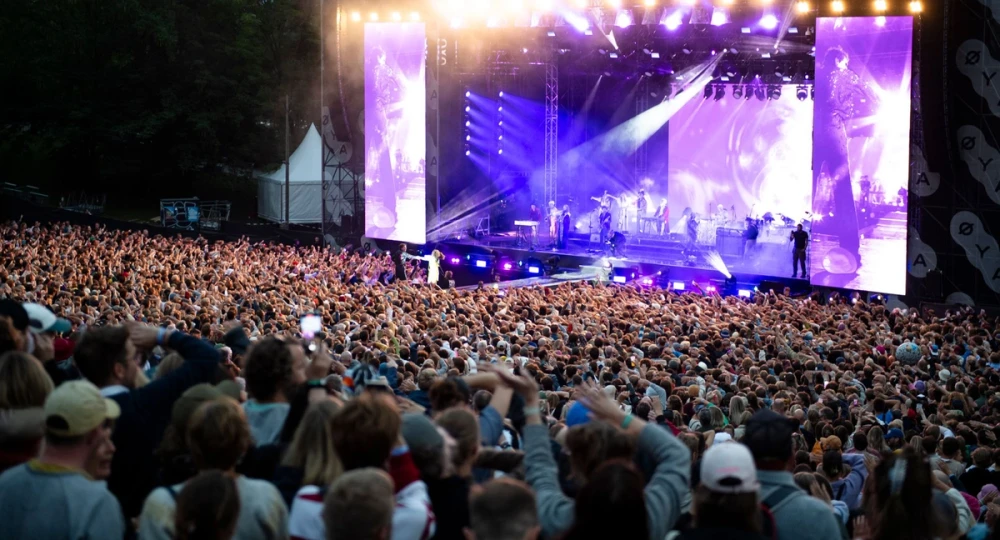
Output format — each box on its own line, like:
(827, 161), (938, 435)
(282, 401), (344, 486)
(0, 351), (53, 409)
(155, 352), (185, 380)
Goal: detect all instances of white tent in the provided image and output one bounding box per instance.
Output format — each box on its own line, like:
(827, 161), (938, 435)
(257, 124), (328, 224)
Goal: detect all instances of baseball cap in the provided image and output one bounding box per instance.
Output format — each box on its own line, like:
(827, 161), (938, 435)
(743, 409), (799, 463)
(700, 443), (760, 494)
(44, 380), (121, 437)
(23, 303), (71, 334)
(884, 428), (904, 440)
(400, 413), (444, 453)
(0, 300), (29, 332)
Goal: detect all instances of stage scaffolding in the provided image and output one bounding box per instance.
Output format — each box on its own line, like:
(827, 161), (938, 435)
(634, 76), (649, 189)
(544, 61), (558, 208)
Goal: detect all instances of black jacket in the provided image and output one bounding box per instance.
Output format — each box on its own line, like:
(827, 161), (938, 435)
(105, 332), (222, 519)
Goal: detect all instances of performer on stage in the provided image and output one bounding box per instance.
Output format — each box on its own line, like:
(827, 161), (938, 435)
(598, 205), (612, 247)
(390, 243), (409, 283)
(558, 205), (571, 250)
(656, 199), (669, 235)
(684, 209), (698, 251)
(528, 203), (542, 246)
(743, 218), (759, 259)
(547, 200), (559, 240)
(402, 249), (444, 285)
(790, 224), (809, 279)
(813, 46), (878, 271)
(635, 189), (648, 235)
(368, 46), (406, 226)
(591, 190), (619, 209)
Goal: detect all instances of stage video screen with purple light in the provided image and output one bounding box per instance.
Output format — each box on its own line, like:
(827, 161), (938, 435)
(667, 86), (814, 280)
(811, 17), (912, 295)
(364, 23), (426, 243)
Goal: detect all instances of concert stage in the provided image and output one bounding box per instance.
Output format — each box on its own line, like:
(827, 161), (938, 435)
(347, 2), (917, 298)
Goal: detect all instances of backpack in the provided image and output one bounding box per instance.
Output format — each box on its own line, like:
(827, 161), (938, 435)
(761, 485), (850, 540)
(760, 485), (798, 540)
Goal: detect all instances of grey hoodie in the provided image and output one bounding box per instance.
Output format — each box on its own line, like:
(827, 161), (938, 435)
(523, 422), (690, 540)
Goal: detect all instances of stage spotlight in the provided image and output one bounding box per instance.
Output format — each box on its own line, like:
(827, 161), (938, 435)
(607, 0), (622, 8)
(644, 0), (656, 6)
(465, 91), (470, 98)
(714, 84), (725, 101)
(369, 12), (379, 21)
(663, 11), (683, 31)
(732, 85), (743, 99)
(391, 11), (401, 21)
(410, 12), (420, 21)
(909, 0), (922, 12)
(754, 86), (765, 101)
(795, 0), (809, 12)
(704, 85), (713, 99)
(573, 0), (589, 8)
(499, 91), (504, 97)
(498, 149), (503, 154)
(744, 85), (752, 100)
(350, 11), (361, 22)
(875, 15), (887, 26)
(796, 85), (808, 101)
(831, 0), (845, 13)
(503, 262), (513, 271)
(874, 0), (887, 10)
(767, 85), (781, 100)
(760, 14), (778, 30)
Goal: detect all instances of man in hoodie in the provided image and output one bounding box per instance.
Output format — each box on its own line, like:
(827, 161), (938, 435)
(241, 336), (307, 445)
(820, 450), (868, 511)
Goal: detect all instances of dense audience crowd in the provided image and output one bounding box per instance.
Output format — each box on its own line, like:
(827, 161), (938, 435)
(2, 220), (1000, 540)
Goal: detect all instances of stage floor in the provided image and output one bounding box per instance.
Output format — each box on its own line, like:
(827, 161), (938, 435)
(443, 224), (808, 282)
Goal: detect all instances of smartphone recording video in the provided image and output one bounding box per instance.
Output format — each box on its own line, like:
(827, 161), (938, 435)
(301, 314), (322, 340)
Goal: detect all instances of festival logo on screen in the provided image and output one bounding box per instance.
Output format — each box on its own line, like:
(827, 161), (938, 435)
(364, 22), (427, 244)
(810, 16), (913, 295)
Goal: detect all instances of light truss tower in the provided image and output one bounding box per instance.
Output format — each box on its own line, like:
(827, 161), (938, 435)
(544, 62), (558, 206)
(635, 76), (649, 188)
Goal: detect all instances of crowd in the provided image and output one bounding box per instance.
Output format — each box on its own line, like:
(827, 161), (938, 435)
(2, 219), (1000, 540)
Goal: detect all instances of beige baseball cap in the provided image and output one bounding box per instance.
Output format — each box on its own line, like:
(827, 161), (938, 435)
(44, 380), (121, 437)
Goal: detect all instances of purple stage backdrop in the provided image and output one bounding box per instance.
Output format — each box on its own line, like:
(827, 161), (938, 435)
(811, 17), (912, 295)
(364, 23), (426, 243)
(668, 86), (814, 228)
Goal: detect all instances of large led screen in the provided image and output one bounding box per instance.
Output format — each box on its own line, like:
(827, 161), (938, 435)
(667, 85), (814, 279)
(811, 16), (912, 294)
(364, 23), (426, 243)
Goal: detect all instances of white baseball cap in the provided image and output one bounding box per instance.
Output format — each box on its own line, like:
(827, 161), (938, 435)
(700, 442), (760, 494)
(23, 303), (72, 334)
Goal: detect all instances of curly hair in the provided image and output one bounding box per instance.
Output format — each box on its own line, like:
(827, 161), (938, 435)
(242, 337), (294, 401)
